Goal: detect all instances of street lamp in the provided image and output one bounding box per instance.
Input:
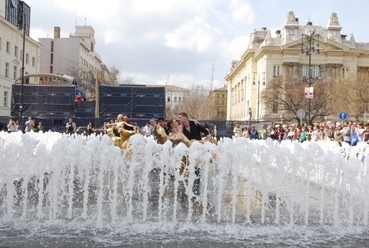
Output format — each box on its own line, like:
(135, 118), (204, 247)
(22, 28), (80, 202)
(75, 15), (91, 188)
(18, 1), (26, 125)
(301, 29), (320, 125)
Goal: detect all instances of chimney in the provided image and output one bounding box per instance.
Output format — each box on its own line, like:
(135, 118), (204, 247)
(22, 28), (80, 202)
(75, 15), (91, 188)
(54, 26), (61, 39)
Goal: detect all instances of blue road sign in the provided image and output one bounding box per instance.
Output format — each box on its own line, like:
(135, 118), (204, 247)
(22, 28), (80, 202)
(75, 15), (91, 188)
(338, 112), (348, 120)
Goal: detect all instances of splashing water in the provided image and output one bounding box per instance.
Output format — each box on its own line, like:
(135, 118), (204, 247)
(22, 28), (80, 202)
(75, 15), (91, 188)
(0, 131), (369, 247)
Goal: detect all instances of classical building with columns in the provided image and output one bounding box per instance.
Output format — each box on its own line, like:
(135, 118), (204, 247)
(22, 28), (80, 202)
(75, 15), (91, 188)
(225, 11), (369, 122)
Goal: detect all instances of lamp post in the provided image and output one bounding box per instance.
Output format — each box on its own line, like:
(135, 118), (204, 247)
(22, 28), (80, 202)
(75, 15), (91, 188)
(18, 1), (26, 126)
(301, 29), (320, 125)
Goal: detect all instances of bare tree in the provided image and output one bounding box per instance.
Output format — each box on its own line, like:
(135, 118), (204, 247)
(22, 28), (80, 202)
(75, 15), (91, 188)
(165, 85), (210, 120)
(120, 77), (135, 84)
(261, 75), (333, 124)
(166, 104), (183, 120)
(331, 75), (369, 121)
(181, 85), (210, 119)
(66, 67), (95, 91)
(98, 65), (119, 86)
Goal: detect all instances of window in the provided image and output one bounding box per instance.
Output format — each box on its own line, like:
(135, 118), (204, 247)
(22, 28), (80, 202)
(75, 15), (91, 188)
(167, 96), (170, 102)
(14, 46), (18, 57)
(301, 65), (322, 79)
(5, 63), (9, 77)
(342, 67), (348, 78)
(32, 57), (35, 66)
(273, 65), (280, 77)
(4, 91), (8, 107)
(26, 53), (29, 63)
(50, 54), (53, 64)
(178, 96), (182, 102)
(6, 41), (10, 53)
(13, 66), (17, 80)
(174, 96), (177, 102)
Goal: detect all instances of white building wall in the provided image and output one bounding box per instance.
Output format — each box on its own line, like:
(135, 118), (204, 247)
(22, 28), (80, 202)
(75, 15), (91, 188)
(39, 26), (103, 78)
(0, 16), (41, 116)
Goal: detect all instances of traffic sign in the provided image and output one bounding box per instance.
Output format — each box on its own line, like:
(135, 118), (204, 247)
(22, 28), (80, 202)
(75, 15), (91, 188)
(338, 112), (348, 120)
(297, 109), (306, 119)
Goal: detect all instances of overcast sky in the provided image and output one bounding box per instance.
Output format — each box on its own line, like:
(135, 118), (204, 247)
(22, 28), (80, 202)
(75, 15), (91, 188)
(26, 0), (369, 90)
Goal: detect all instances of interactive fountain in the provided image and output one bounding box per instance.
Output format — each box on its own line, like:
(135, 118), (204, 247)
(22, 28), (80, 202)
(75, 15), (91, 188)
(0, 131), (369, 247)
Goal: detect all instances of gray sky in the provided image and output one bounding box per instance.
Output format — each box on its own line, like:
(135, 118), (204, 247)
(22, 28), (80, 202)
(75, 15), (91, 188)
(26, 0), (369, 89)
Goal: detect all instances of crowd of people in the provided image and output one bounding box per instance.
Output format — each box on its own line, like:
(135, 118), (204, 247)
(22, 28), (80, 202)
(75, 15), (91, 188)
(234, 120), (369, 146)
(3, 114), (369, 148)
(5, 117), (45, 133)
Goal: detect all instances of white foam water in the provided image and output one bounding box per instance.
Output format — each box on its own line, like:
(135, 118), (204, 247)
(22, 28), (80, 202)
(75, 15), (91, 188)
(0, 131), (369, 247)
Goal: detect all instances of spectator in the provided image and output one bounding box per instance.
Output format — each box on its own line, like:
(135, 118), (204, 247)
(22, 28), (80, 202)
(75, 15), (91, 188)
(7, 119), (16, 132)
(25, 117), (36, 132)
(363, 123), (369, 144)
(212, 125), (220, 141)
(242, 127), (249, 138)
(334, 126), (343, 146)
(299, 127), (308, 142)
(87, 121), (94, 135)
(37, 122), (45, 132)
(340, 121), (351, 145)
(258, 126), (267, 140)
(66, 118), (77, 134)
(74, 92), (84, 102)
(142, 122), (153, 137)
(249, 126), (258, 140)
(15, 120), (20, 131)
(233, 123), (242, 138)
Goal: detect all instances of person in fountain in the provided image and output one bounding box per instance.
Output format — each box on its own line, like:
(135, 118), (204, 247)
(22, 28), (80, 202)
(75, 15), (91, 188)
(178, 112), (211, 142)
(177, 112), (212, 198)
(157, 116), (170, 135)
(106, 114), (139, 149)
(150, 118), (168, 145)
(167, 119), (192, 148)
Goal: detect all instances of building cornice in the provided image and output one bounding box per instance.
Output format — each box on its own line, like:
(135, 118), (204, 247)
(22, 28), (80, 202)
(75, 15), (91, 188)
(0, 16), (42, 48)
(225, 50), (255, 81)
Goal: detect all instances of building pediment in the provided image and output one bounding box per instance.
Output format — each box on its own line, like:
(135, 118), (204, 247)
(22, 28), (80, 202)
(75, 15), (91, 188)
(282, 38), (351, 52)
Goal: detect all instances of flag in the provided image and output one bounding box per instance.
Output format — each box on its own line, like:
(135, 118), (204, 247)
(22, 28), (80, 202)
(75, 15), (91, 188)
(350, 132), (359, 146)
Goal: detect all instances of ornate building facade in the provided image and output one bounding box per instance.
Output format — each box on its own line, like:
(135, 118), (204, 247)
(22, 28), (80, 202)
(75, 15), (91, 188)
(225, 11), (369, 122)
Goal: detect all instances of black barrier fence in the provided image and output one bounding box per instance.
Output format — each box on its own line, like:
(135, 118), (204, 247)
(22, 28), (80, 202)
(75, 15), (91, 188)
(0, 115), (273, 137)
